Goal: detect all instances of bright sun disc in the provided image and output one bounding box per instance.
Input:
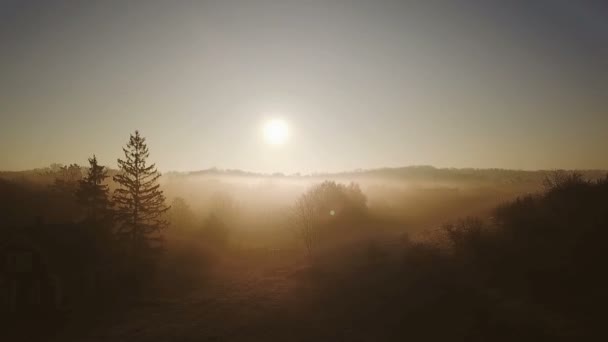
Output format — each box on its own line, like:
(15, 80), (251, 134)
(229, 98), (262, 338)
(263, 119), (289, 145)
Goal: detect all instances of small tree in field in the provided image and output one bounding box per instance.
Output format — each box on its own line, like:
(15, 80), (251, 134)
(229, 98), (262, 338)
(169, 197), (195, 231)
(293, 188), (321, 260)
(113, 131), (170, 256)
(292, 181), (367, 260)
(76, 155), (110, 224)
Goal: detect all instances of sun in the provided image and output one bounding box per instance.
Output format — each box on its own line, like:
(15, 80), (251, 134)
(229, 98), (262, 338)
(262, 119), (289, 145)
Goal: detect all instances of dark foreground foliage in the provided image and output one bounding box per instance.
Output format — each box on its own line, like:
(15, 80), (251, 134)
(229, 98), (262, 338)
(1, 172), (607, 341)
(302, 173), (608, 340)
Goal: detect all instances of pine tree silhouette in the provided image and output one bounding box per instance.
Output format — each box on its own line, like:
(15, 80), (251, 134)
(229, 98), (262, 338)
(76, 155), (110, 223)
(113, 131), (170, 255)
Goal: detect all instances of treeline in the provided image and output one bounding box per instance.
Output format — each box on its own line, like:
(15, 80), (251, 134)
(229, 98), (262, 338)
(404, 172), (608, 339)
(3, 131), (170, 248)
(7, 164), (607, 190)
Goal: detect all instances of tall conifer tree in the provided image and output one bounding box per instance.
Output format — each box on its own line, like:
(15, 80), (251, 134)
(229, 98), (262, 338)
(113, 131), (170, 254)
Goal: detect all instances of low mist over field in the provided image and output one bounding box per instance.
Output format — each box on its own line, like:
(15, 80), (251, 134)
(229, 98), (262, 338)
(7, 164), (607, 232)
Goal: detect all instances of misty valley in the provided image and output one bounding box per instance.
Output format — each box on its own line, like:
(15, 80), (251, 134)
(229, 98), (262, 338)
(2, 131), (607, 341)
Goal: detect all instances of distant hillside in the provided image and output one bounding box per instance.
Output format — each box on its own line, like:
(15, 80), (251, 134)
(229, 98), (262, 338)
(167, 166), (608, 187)
(2, 165), (607, 188)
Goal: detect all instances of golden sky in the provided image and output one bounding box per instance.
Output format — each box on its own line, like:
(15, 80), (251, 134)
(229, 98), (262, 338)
(1, 1), (607, 173)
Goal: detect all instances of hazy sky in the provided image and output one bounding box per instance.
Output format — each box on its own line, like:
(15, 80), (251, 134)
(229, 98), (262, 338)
(1, 0), (607, 173)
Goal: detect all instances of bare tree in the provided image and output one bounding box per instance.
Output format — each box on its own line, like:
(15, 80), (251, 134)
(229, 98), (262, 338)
(292, 189), (321, 260)
(542, 170), (585, 191)
(291, 181), (368, 260)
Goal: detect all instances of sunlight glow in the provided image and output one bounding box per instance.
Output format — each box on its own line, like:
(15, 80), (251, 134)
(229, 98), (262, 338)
(262, 119), (289, 145)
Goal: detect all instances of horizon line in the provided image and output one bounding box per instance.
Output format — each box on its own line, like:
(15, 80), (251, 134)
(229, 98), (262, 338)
(2, 164), (607, 177)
